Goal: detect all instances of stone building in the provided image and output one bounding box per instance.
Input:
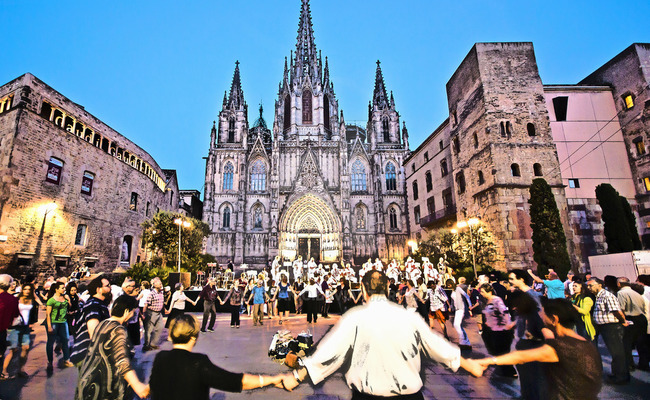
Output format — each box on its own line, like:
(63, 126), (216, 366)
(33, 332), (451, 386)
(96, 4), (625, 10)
(202, 0), (410, 268)
(405, 42), (645, 272)
(0, 73), (179, 276)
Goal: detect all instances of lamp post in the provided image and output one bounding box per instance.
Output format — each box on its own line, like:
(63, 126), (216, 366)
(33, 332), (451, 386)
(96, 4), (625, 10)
(456, 217), (480, 280)
(173, 218), (191, 273)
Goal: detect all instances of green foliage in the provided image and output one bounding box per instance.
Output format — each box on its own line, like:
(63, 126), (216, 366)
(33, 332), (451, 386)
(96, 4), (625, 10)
(595, 184), (636, 253)
(125, 261), (170, 286)
(620, 195), (642, 250)
(141, 211), (211, 273)
(410, 225), (498, 281)
(529, 178), (571, 278)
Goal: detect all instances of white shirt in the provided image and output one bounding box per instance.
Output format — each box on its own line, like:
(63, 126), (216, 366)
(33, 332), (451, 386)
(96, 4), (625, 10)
(303, 296), (460, 396)
(139, 289), (151, 307)
(170, 291), (188, 310)
(298, 284), (324, 299)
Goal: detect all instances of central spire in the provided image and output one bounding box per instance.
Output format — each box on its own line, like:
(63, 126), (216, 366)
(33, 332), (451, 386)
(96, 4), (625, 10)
(373, 60), (389, 109)
(227, 60), (245, 109)
(293, 0), (319, 82)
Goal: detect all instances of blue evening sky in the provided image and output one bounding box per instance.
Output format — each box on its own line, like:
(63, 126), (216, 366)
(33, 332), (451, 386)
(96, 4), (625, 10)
(1, 0), (648, 196)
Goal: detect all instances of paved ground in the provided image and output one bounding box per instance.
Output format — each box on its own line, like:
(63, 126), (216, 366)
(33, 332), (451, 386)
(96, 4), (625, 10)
(1, 310), (649, 399)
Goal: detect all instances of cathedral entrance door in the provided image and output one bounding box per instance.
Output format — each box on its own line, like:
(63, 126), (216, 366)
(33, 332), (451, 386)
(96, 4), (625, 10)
(298, 236), (321, 263)
(309, 238), (320, 262)
(298, 237), (309, 261)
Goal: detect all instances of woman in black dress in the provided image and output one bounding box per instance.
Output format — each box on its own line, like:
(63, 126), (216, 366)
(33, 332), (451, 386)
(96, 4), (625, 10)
(149, 314), (287, 400)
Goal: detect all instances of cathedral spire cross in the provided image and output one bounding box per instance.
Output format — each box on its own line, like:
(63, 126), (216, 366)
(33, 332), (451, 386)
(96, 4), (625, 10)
(227, 60), (245, 109)
(294, 0), (318, 81)
(373, 60), (389, 109)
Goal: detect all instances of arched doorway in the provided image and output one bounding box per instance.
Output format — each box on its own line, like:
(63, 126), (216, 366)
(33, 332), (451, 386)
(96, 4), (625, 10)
(279, 194), (341, 262)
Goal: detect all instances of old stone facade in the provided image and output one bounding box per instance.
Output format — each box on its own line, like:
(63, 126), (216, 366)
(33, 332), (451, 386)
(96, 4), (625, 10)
(203, 0), (410, 268)
(0, 73), (179, 276)
(405, 42), (646, 272)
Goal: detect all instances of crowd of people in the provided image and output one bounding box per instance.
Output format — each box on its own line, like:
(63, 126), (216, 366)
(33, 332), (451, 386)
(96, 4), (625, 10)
(0, 256), (648, 399)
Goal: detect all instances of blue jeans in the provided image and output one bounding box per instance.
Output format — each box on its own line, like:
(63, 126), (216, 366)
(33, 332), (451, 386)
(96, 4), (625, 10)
(46, 322), (70, 363)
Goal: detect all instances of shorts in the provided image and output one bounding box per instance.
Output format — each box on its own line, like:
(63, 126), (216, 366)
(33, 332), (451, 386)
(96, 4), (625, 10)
(429, 309), (446, 322)
(7, 328), (31, 349)
(277, 297), (291, 312)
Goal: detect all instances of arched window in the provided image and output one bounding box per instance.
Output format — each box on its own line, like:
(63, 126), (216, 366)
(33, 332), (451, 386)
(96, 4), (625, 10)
(440, 159), (448, 177)
(283, 95), (291, 132)
(250, 159), (267, 191)
(425, 171), (433, 192)
(228, 118), (235, 142)
(223, 162), (234, 190)
(389, 207), (398, 230)
(506, 121), (513, 139)
(323, 94), (330, 132)
(382, 118), (390, 142)
(412, 181), (419, 200)
(511, 163), (521, 177)
(385, 162), (397, 191)
(473, 132), (479, 148)
(478, 171), (485, 185)
(356, 206), (366, 230)
(533, 163), (543, 176)
(456, 172), (466, 194)
(223, 206), (231, 228)
(351, 159), (367, 192)
(253, 206), (263, 229)
(500, 121), (506, 138)
(527, 123), (536, 136)
(302, 90), (312, 124)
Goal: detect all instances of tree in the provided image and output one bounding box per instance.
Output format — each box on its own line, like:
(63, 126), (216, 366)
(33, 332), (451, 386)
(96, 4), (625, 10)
(529, 178), (571, 278)
(620, 195), (642, 250)
(141, 211), (210, 272)
(595, 184), (636, 253)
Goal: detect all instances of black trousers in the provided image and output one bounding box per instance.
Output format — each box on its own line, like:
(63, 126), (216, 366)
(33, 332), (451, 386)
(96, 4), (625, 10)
(598, 323), (628, 381)
(514, 339), (547, 400)
(305, 299), (318, 322)
(351, 389), (423, 400)
(230, 304), (240, 326)
(624, 314), (648, 369)
(202, 301), (216, 330)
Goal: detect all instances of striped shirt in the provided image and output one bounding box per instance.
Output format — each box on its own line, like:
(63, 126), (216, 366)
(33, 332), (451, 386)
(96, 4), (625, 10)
(592, 289), (621, 325)
(70, 296), (110, 364)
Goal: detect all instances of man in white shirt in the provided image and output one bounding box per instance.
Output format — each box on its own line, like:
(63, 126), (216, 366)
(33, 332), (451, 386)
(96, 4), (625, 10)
(281, 270), (483, 398)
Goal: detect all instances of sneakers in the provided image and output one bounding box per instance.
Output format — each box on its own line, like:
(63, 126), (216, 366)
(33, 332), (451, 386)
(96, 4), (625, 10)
(236, 325), (240, 328)
(207, 328), (215, 332)
(230, 325), (235, 328)
(63, 360), (74, 368)
(46, 363), (53, 373)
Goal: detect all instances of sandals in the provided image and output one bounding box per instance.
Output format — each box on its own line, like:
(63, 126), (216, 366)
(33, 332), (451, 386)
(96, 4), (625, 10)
(0, 372), (8, 380)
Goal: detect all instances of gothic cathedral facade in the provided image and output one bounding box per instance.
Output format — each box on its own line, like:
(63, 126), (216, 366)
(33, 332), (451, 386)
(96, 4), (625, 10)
(203, 0), (410, 268)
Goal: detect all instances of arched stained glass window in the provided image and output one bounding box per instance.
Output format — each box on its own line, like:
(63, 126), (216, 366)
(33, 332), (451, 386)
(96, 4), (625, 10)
(382, 118), (390, 142)
(389, 207), (398, 230)
(385, 162), (397, 191)
(351, 159), (367, 192)
(250, 159), (267, 191)
(356, 206), (366, 230)
(253, 207), (262, 229)
(223, 206), (231, 228)
(302, 90), (312, 124)
(223, 162), (234, 190)
(228, 118), (235, 142)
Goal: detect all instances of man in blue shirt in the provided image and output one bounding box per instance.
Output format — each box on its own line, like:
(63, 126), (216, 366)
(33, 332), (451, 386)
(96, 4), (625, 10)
(528, 269), (565, 299)
(247, 279), (269, 326)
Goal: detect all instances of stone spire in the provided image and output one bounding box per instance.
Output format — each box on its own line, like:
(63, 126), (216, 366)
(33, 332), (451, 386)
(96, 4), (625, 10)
(323, 56), (330, 87)
(373, 60), (389, 109)
(227, 61), (246, 109)
(293, 0), (319, 82)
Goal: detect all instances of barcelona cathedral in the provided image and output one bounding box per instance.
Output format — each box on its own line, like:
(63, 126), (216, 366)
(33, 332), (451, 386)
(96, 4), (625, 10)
(203, 0), (410, 268)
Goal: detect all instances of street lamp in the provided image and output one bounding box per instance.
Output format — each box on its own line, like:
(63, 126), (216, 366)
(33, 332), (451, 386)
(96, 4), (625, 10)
(407, 240), (418, 253)
(456, 218), (480, 280)
(173, 218), (191, 273)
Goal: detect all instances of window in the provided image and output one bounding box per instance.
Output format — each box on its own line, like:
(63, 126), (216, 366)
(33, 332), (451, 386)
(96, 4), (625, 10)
(644, 177), (650, 192)
(250, 159), (267, 191)
(414, 206), (420, 224)
(452, 137), (460, 154)
(356, 206), (366, 230)
(146, 201), (151, 216)
(426, 197), (435, 215)
(302, 90), (312, 124)
(411, 164), (415, 173)
(324, 94), (331, 131)
(283, 95), (291, 132)
(511, 163), (521, 177)
(533, 163), (543, 176)
(75, 224), (87, 246)
(412, 181), (419, 200)
(223, 206), (231, 228)
(634, 137), (646, 156)
(425, 171), (433, 192)
(81, 171), (94, 195)
(500, 121), (506, 137)
(506, 121), (513, 138)
(552, 96), (568, 121)
(478, 171), (485, 185)
(473, 132), (478, 149)
(424, 152), (429, 162)
(568, 179), (580, 189)
(223, 161), (234, 190)
(228, 118), (235, 142)
(440, 159), (448, 177)
(351, 160), (367, 191)
(253, 207), (263, 229)
(382, 118), (390, 142)
(389, 207), (398, 230)
(623, 94), (635, 110)
(46, 157), (64, 184)
(169, 190), (174, 206)
(130, 192), (138, 211)
(385, 162), (397, 191)
(456, 172), (466, 194)
(439, 140), (443, 151)
(527, 123), (536, 136)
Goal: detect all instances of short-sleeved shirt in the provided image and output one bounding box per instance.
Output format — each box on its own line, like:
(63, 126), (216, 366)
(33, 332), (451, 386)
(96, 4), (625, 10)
(251, 286), (266, 304)
(543, 279), (565, 299)
(592, 289), (621, 325)
(544, 337), (602, 400)
(277, 283), (290, 299)
(146, 290), (165, 312)
(0, 291), (19, 332)
(149, 349), (243, 400)
(70, 296), (110, 364)
(46, 297), (69, 323)
(170, 291), (188, 310)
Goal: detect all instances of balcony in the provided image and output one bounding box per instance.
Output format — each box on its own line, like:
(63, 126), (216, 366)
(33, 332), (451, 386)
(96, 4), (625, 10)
(419, 205), (457, 228)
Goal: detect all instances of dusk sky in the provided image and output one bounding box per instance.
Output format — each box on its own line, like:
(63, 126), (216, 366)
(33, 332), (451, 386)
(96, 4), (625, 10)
(2, 0), (649, 196)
